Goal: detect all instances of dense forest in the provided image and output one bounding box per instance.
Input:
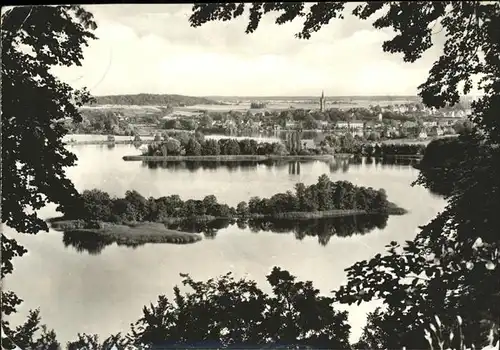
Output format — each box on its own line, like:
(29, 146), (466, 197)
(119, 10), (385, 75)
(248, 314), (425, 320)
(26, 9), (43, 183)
(90, 93), (220, 106)
(324, 134), (428, 156)
(62, 175), (398, 225)
(414, 135), (484, 197)
(144, 132), (427, 158)
(345, 142), (426, 157)
(144, 134), (288, 157)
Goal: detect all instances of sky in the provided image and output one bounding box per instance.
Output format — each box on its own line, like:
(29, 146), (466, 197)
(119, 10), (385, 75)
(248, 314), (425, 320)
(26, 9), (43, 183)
(51, 4), (449, 97)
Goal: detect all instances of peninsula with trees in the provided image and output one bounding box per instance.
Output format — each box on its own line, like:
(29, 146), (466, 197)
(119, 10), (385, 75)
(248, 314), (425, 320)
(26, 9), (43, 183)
(89, 93), (221, 107)
(49, 175), (406, 245)
(121, 129), (434, 162)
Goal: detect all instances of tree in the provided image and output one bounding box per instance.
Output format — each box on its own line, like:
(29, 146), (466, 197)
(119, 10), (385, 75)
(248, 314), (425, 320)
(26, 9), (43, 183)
(163, 119), (180, 130)
(316, 174), (333, 210)
(239, 138), (258, 155)
(271, 142), (288, 155)
(194, 129), (205, 143)
(453, 120), (474, 135)
(1, 10), (97, 341)
(367, 131), (381, 142)
(171, 131), (190, 148)
(189, 2), (500, 348)
(127, 268), (350, 349)
(185, 138), (202, 156)
(165, 137), (182, 156)
(2, 5), (96, 229)
(303, 114), (319, 129)
(200, 114), (214, 129)
(202, 139), (221, 156)
(180, 118), (197, 131)
(224, 139), (241, 155)
(353, 308), (389, 349)
(80, 189), (113, 221)
(1, 309), (60, 350)
(202, 195), (219, 216)
(236, 201), (249, 217)
(339, 133), (355, 152)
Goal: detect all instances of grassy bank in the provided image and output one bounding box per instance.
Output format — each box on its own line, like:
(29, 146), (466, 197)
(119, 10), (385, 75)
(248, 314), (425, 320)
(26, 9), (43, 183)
(248, 204), (406, 219)
(122, 154), (337, 161)
(49, 219), (202, 245)
(133, 205), (406, 226)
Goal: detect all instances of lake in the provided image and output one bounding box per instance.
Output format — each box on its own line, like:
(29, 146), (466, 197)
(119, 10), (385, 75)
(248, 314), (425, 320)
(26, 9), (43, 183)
(3, 143), (446, 344)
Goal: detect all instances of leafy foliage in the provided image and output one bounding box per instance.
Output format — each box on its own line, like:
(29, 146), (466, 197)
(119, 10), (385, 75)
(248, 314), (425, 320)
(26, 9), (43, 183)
(2, 5), (96, 233)
(414, 136), (477, 197)
(324, 137), (428, 157)
(189, 1), (500, 348)
(246, 174), (395, 215)
(2, 309), (60, 350)
(67, 176), (397, 225)
(145, 134), (290, 157)
(91, 93), (220, 106)
(1, 5), (97, 347)
(127, 268), (351, 349)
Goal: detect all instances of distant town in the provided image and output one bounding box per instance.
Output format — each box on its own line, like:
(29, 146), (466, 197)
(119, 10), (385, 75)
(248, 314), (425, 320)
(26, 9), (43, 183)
(65, 92), (471, 148)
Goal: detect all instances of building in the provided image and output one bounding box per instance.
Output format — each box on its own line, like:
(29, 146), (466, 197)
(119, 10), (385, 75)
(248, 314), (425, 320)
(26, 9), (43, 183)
(402, 121), (418, 128)
(335, 121), (364, 129)
(423, 121), (438, 128)
(428, 126), (444, 136)
(302, 139), (317, 150)
(418, 131), (428, 139)
(320, 90), (326, 112)
(318, 120), (329, 129)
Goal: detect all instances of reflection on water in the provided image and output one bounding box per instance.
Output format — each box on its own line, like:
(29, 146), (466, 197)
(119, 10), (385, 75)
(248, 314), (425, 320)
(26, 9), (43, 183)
(62, 214), (388, 254)
(141, 156), (420, 175)
(142, 159), (313, 174)
(141, 159), (293, 172)
(289, 161), (301, 175)
(4, 144), (445, 344)
(62, 230), (144, 255)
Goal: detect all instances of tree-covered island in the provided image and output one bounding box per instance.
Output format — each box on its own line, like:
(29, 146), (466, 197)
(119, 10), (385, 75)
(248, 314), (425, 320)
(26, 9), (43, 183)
(121, 130), (433, 163)
(49, 175), (406, 245)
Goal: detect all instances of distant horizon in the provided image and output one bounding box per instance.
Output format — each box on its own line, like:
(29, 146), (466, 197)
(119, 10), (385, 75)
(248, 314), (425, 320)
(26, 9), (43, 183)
(94, 93), (417, 97)
(92, 93), (480, 100)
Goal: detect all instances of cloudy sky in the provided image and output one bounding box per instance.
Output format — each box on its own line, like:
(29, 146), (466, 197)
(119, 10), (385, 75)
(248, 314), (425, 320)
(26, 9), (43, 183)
(53, 4), (448, 97)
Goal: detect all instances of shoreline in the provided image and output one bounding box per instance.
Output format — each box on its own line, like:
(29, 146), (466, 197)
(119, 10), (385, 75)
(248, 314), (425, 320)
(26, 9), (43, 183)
(122, 153), (422, 162)
(163, 207), (406, 222)
(49, 207), (406, 240)
(48, 203), (406, 245)
(122, 154), (339, 161)
(50, 220), (202, 245)
(66, 140), (156, 146)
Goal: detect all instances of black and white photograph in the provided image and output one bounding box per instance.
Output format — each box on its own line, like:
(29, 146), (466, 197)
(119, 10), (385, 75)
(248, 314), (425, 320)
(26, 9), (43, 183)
(1, 2), (499, 349)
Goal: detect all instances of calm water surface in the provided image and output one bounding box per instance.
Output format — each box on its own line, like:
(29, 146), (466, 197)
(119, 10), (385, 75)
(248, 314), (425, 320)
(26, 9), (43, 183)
(4, 144), (445, 343)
